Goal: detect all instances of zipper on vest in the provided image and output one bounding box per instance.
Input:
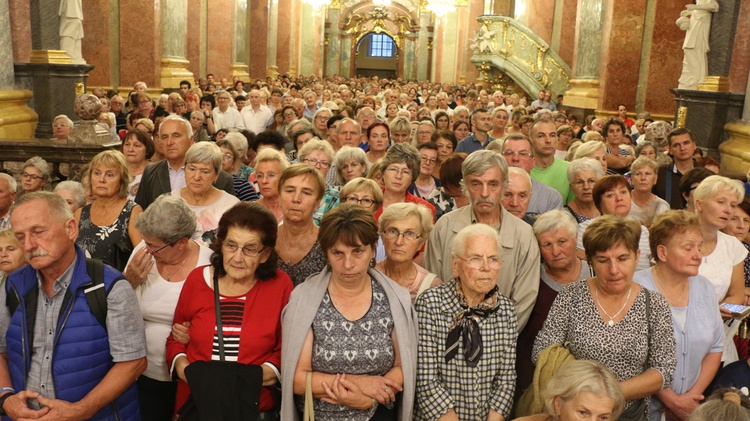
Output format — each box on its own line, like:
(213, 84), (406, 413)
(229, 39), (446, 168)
(49, 290), (78, 395)
(10, 285), (28, 389)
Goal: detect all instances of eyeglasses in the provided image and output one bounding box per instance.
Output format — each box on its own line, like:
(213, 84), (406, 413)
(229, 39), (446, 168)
(359, 114), (376, 119)
(149, 241), (174, 254)
(502, 150), (532, 159)
(222, 153), (234, 160)
(417, 130), (434, 136)
(573, 179), (597, 188)
(52, 124), (70, 129)
(21, 172), (42, 181)
(342, 196), (375, 207)
(385, 166), (412, 177)
(460, 255), (503, 270)
(222, 241), (266, 258)
(315, 116), (330, 122)
(283, 112), (297, 118)
(382, 227), (421, 241)
(139, 100), (150, 105)
(217, 97), (230, 101)
(303, 158), (330, 169)
(420, 155), (437, 164)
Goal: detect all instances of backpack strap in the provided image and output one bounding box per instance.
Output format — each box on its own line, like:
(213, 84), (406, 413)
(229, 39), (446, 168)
(84, 258), (108, 331)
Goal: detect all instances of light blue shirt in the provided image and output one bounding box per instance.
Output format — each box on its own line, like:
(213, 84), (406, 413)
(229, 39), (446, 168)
(633, 268), (723, 421)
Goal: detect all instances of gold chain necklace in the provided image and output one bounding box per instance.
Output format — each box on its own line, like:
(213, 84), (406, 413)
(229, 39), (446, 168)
(594, 284), (632, 327)
(164, 242), (191, 281)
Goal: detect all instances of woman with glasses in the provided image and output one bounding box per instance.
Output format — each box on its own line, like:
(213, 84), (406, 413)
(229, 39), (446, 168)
(276, 164), (327, 286)
(167, 202), (293, 420)
(377, 203), (441, 304)
(414, 223), (516, 420)
(312, 107), (333, 140)
(277, 105), (298, 137)
(20, 156), (51, 195)
(123, 196), (212, 421)
(375, 142), (436, 223)
(255, 148), (290, 223)
(565, 157), (605, 223)
(216, 139), (258, 202)
(409, 143), (440, 200)
(298, 139), (339, 225)
(281, 204), (418, 421)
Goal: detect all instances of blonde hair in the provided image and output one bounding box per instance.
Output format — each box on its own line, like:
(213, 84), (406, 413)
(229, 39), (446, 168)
(89, 150), (131, 199)
(541, 360), (624, 420)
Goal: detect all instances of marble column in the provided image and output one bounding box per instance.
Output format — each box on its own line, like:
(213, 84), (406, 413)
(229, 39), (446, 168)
(276, 0), (291, 75)
(160, 0), (194, 89)
(233, 0), (250, 80)
(247, 0), (268, 79)
(206, 0), (234, 80)
(415, 12), (431, 82)
(267, 0), (279, 78)
(324, 7), (341, 78)
(0, 0), (37, 139)
(563, 0), (603, 110)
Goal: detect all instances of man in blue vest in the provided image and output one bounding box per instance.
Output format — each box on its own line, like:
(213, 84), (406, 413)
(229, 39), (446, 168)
(0, 192), (146, 420)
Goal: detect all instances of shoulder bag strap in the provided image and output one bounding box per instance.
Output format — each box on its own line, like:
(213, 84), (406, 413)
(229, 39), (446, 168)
(644, 287), (651, 365)
(418, 273), (437, 296)
(212, 269), (225, 362)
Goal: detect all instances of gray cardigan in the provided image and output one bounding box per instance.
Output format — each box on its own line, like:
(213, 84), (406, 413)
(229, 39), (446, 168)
(280, 267), (418, 420)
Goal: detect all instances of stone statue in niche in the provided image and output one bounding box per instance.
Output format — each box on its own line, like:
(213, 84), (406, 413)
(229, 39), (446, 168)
(676, 0), (719, 90)
(59, 0), (85, 64)
(470, 26), (495, 54)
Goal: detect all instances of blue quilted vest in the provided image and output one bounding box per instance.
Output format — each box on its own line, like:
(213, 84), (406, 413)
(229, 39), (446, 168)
(4, 246), (140, 420)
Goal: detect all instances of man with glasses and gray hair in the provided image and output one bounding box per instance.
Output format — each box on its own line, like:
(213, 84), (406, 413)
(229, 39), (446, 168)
(424, 149), (540, 330)
(212, 90), (244, 131)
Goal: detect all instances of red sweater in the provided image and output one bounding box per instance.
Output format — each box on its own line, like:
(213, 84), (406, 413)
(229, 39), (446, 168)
(166, 266), (293, 412)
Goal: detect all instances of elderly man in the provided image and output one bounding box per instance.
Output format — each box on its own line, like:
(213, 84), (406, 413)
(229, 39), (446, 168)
(52, 115), (74, 141)
(455, 108), (493, 153)
(240, 90), (273, 134)
(529, 119), (574, 203)
(0, 173), (16, 229)
(212, 90), (244, 131)
(499, 134), (563, 216)
(110, 95), (127, 132)
(425, 150), (540, 330)
(325, 118), (362, 186)
(135, 115), (234, 209)
(0, 192), (146, 420)
(302, 90), (319, 120)
(415, 223), (516, 421)
(502, 167), (535, 225)
(356, 107), (377, 150)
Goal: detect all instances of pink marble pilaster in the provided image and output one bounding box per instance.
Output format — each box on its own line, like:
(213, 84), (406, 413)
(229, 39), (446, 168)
(557, 0), (577, 68)
(206, 0), (234, 80)
(248, 0), (268, 79)
(81, 0), (111, 86)
(276, 0), (291, 75)
(186, 0), (201, 80)
(728, 0), (750, 93)
(527, 0), (554, 45)
(8, 0), (30, 62)
(119, 0), (161, 89)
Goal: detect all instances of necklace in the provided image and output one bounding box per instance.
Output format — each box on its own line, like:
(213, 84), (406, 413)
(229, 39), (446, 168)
(654, 265), (687, 306)
(164, 242), (191, 281)
(280, 224), (316, 265)
(594, 284), (632, 327)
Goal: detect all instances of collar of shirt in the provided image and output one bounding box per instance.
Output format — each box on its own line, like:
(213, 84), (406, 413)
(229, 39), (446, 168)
(36, 255), (76, 298)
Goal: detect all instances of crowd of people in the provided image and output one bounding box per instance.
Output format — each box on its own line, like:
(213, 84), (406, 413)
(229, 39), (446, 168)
(0, 73), (749, 421)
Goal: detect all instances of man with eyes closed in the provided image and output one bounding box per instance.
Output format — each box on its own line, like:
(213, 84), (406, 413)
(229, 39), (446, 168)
(425, 149), (540, 330)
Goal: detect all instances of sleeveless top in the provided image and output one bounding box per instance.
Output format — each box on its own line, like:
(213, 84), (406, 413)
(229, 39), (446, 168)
(299, 279), (395, 420)
(76, 200), (136, 271)
(276, 241), (326, 287)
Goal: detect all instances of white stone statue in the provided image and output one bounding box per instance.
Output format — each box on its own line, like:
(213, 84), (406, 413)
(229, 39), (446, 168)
(676, 0), (719, 90)
(59, 0), (85, 64)
(470, 26), (495, 54)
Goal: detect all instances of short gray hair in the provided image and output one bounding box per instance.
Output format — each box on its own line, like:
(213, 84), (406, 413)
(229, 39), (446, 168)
(567, 157), (605, 182)
(53, 114), (74, 128)
(573, 140), (605, 161)
(23, 156), (51, 181)
(11, 191), (72, 223)
(379, 202), (434, 239)
(630, 156), (660, 174)
(694, 175), (744, 204)
(533, 209), (578, 239)
(451, 223), (500, 258)
(334, 146), (368, 185)
(461, 149), (509, 192)
(255, 148), (290, 172)
(185, 141), (222, 174)
(135, 195), (197, 244)
(224, 132), (248, 154)
(380, 143), (421, 182)
(388, 116), (411, 135)
(337, 118), (362, 135)
(159, 114), (193, 139)
(286, 118), (313, 138)
(299, 138), (335, 162)
(0, 173), (17, 193)
(54, 181), (86, 209)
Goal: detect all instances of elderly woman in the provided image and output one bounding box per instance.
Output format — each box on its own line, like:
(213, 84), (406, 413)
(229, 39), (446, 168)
(633, 210), (723, 421)
(573, 139), (608, 174)
(576, 175), (652, 271)
(255, 148), (290, 223)
(167, 202), (293, 418)
(565, 157), (605, 223)
(135, 92), (154, 120)
(281, 204), (418, 420)
(629, 157), (670, 227)
(298, 139), (339, 225)
(171, 142), (240, 243)
(366, 122), (390, 164)
(75, 150), (143, 271)
(515, 360), (625, 421)
(217, 139), (259, 202)
(376, 142), (436, 223)
(414, 223), (516, 420)
(554, 124), (575, 160)
(689, 389), (750, 421)
(54, 180), (86, 213)
(334, 146), (369, 186)
(426, 153), (468, 221)
(339, 177), (384, 218)
(534, 215), (677, 421)
(276, 164), (327, 286)
(694, 176), (748, 364)
(223, 131), (255, 180)
(121, 129), (155, 200)
(409, 142), (441, 201)
(0, 228), (26, 286)
(123, 196), (212, 421)
(312, 107), (333, 139)
(635, 141), (659, 161)
(414, 120), (435, 146)
(52, 114), (74, 140)
(385, 102), (401, 125)
(489, 107), (509, 140)
(20, 156), (51, 194)
(432, 130), (457, 179)
(389, 116), (412, 144)
(434, 111), (450, 131)
(288, 127), (317, 163)
(721, 198), (750, 289)
(189, 111), (209, 143)
(516, 210), (594, 394)
(376, 203), (441, 303)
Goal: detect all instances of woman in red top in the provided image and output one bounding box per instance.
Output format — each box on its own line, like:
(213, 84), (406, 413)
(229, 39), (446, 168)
(166, 202), (293, 417)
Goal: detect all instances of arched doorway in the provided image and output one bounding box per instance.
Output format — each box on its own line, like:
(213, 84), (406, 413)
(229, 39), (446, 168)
(355, 32), (398, 79)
